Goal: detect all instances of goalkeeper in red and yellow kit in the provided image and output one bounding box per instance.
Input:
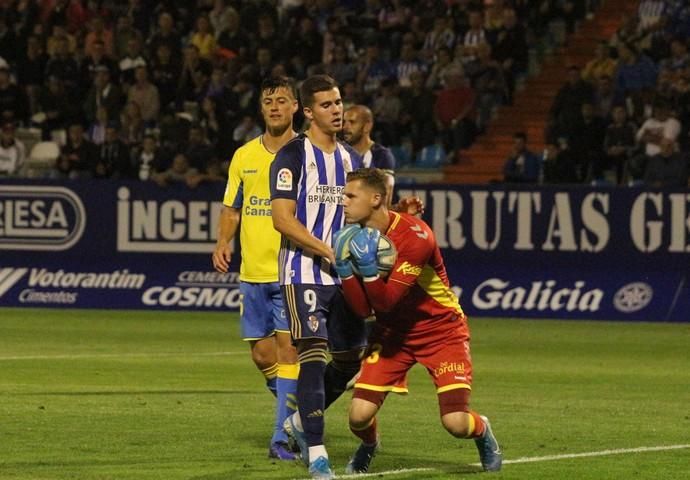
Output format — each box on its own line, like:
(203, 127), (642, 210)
(332, 168), (502, 474)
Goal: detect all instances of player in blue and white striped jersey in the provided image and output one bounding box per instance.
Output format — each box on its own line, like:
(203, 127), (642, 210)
(270, 74), (365, 479)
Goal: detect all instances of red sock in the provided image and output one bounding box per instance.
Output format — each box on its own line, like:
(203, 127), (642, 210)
(468, 411), (486, 438)
(350, 417), (378, 445)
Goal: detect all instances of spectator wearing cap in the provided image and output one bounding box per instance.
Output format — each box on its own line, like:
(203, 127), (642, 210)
(0, 122), (26, 176)
(127, 66), (160, 122)
(83, 65), (123, 124)
(0, 64), (28, 124)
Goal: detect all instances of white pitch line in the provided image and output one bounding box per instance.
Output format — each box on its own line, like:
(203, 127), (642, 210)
(0, 351), (245, 361)
(471, 444), (690, 467)
(294, 467), (434, 480)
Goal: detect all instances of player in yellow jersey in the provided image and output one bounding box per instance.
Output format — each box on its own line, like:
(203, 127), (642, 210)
(212, 76), (300, 460)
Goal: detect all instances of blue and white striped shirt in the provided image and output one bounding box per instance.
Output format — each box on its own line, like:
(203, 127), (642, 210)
(270, 134), (361, 285)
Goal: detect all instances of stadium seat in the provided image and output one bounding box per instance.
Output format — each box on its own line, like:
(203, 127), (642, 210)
(415, 144), (446, 168)
(389, 145), (412, 169)
(25, 141), (60, 178)
(15, 127), (42, 155)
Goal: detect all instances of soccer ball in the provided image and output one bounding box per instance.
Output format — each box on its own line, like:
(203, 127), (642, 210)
(351, 232), (398, 277)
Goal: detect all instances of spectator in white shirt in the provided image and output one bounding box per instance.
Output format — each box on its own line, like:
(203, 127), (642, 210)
(0, 121), (26, 176)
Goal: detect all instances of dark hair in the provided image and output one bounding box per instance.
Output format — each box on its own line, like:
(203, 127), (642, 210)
(299, 74), (337, 108)
(260, 75), (297, 100)
(347, 168), (387, 197)
(514, 132), (527, 142)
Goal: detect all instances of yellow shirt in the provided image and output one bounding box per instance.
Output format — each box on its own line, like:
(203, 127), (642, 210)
(191, 32), (217, 59)
(223, 135), (280, 283)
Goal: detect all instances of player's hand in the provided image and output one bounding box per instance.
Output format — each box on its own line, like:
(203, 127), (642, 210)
(332, 223), (361, 277)
(212, 244), (231, 273)
(397, 195), (425, 216)
(349, 227), (380, 277)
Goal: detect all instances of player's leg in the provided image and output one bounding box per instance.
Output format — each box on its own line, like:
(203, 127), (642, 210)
(324, 288), (367, 407)
(241, 282), (279, 396)
(345, 334), (413, 474)
(421, 334), (502, 472)
(269, 282), (299, 460)
(346, 394), (383, 474)
(281, 284), (334, 478)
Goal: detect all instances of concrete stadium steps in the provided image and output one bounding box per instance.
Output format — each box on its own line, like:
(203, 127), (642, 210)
(443, 0), (638, 185)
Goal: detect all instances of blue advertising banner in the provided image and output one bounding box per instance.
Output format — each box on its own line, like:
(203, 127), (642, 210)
(1, 179), (688, 321)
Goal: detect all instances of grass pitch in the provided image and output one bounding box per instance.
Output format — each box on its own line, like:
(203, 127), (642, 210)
(1, 308), (689, 479)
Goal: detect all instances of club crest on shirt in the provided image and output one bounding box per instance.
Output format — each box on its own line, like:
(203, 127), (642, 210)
(308, 315), (319, 332)
(276, 168), (293, 191)
(342, 157), (352, 172)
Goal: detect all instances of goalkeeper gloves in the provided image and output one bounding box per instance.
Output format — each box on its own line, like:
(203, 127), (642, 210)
(332, 223), (361, 278)
(349, 227), (380, 278)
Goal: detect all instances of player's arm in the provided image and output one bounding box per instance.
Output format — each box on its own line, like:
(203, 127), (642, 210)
(340, 276), (374, 318)
(392, 195), (424, 216)
(212, 206), (240, 273)
(270, 143), (336, 264)
(213, 150), (243, 273)
(271, 198), (336, 264)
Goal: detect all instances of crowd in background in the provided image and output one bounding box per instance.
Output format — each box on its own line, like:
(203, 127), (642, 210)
(504, 0), (690, 187)
(0, 0), (606, 183)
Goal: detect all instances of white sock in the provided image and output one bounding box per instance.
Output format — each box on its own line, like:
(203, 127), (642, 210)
(308, 445), (328, 462)
(292, 411), (303, 431)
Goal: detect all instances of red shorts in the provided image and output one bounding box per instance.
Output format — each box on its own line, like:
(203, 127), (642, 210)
(354, 324), (473, 397)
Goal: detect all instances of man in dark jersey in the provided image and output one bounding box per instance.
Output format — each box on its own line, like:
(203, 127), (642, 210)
(342, 105), (395, 205)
